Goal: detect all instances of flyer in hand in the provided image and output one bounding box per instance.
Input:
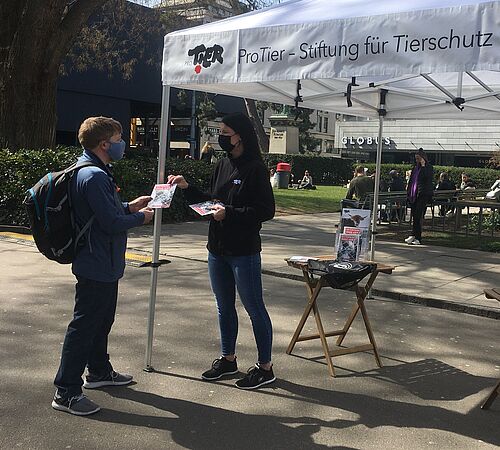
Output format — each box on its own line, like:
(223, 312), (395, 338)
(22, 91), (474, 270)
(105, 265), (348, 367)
(189, 201), (224, 216)
(148, 183), (177, 208)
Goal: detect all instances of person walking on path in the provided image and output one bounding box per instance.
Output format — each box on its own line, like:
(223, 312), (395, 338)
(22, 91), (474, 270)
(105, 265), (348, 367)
(52, 117), (154, 416)
(168, 112), (276, 390)
(405, 148), (434, 245)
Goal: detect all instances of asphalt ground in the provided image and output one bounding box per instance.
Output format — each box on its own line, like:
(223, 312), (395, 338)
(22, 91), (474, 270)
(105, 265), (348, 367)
(0, 239), (499, 449)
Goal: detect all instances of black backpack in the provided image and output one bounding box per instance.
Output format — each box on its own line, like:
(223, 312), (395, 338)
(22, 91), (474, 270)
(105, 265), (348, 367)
(24, 161), (96, 264)
(307, 260), (376, 290)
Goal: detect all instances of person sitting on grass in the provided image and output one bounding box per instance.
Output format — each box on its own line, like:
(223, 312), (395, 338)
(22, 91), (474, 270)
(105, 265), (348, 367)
(298, 170), (316, 189)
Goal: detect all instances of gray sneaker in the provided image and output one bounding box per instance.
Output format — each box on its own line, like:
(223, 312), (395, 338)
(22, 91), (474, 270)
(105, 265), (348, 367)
(52, 394), (100, 416)
(83, 370), (133, 389)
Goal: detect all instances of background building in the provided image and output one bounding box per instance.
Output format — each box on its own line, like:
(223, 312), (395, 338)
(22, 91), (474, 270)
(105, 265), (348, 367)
(162, 0), (235, 23)
(335, 116), (499, 166)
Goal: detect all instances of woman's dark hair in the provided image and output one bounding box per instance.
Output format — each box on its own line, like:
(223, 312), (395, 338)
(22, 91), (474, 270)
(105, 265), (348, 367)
(416, 148), (428, 161)
(221, 112), (262, 160)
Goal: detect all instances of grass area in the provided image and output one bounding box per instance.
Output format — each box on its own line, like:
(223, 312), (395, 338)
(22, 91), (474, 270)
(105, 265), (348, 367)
(273, 185), (347, 214)
(272, 186), (499, 252)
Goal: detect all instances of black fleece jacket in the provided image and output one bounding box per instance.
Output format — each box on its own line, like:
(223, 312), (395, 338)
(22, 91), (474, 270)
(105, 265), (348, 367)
(183, 153), (275, 256)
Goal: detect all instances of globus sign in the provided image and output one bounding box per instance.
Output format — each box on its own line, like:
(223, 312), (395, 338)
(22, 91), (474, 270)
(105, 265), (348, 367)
(341, 136), (391, 146)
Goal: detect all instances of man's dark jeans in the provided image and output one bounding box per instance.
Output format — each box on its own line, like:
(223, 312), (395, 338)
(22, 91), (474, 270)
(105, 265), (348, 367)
(54, 276), (118, 398)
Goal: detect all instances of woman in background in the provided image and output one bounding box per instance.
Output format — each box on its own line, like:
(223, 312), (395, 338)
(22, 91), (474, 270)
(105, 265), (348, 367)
(405, 148), (434, 245)
(200, 142), (215, 163)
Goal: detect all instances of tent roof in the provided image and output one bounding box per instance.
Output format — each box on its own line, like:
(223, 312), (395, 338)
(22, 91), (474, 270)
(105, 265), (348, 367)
(162, 0), (500, 119)
(167, 0), (491, 35)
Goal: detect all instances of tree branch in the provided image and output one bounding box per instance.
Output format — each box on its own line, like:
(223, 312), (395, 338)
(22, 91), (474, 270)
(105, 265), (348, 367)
(47, 0), (108, 73)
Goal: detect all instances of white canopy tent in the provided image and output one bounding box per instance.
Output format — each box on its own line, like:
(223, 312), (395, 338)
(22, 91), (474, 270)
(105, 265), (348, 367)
(144, 0), (500, 369)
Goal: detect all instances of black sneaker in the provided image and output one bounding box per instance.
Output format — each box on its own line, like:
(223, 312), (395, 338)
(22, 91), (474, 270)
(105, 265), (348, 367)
(201, 356), (238, 381)
(235, 364), (276, 390)
(83, 370), (133, 389)
(51, 393), (100, 416)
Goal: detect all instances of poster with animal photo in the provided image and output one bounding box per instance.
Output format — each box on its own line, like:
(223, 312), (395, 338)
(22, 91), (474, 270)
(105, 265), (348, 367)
(340, 208), (370, 229)
(336, 208), (371, 261)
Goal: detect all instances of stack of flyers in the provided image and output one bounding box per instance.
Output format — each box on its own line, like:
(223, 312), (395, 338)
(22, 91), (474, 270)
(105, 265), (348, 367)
(336, 232), (360, 262)
(189, 201), (224, 216)
(148, 183), (177, 208)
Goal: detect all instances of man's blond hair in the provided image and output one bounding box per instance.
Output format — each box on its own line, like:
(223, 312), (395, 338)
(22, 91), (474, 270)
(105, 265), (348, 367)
(78, 116), (122, 150)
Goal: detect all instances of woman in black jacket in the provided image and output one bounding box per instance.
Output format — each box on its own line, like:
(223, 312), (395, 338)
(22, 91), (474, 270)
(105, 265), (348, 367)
(168, 113), (276, 390)
(405, 148), (434, 245)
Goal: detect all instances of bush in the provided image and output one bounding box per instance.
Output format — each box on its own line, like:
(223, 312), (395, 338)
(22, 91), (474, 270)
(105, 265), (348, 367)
(3, 147), (493, 226)
(469, 210), (500, 233)
(0, 147), (81, 225)
(264, 154), (352, 185)
(362, 163), (499, 189)
(0, 147), (214, 226)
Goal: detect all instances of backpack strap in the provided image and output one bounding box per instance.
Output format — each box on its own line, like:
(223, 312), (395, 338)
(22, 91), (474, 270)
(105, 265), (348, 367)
(67, 160), (99, 253)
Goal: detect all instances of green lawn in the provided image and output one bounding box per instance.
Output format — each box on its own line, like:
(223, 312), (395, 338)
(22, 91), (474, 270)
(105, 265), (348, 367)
(272, 187), (499, 252)
(273, 185), (347, 214)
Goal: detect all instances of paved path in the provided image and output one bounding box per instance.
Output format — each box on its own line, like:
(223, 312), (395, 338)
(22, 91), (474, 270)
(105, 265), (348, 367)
(0, 239), (499, 449)
(125, 212), (500, 318)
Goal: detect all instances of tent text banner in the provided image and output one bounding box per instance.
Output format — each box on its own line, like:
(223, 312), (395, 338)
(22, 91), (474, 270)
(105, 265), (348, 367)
(163, 1), (500, 85)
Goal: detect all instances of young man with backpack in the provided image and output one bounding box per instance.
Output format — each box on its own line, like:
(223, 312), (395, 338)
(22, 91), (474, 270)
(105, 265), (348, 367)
(51, 116), (154, 416)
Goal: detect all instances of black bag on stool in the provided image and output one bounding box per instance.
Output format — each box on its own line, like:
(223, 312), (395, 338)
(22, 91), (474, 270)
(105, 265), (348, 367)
(307, 260), (376, 289)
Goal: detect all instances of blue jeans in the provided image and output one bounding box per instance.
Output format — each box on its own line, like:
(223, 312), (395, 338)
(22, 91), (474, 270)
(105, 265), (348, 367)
(54, 277), (118, 398)
(208, 252), (273, 364)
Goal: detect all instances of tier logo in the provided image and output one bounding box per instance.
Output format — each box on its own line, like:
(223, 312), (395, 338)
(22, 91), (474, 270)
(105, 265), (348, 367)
(188, 44), (224, 74)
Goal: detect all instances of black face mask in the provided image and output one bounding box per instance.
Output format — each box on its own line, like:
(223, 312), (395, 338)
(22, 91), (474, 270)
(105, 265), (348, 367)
(218, 134), (236, 154)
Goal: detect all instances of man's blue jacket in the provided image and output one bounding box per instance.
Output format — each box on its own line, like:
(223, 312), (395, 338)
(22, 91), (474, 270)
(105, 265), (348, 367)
(70, 150), (144, 282)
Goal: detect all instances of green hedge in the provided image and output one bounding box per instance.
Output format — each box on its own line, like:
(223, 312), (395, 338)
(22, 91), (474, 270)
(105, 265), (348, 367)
(362, 163), (499, 189)
(2, 147), (496, 227)
(263, 154), (353, 185)
(0, 147), (213, 226)
(0, 147), (81, 226)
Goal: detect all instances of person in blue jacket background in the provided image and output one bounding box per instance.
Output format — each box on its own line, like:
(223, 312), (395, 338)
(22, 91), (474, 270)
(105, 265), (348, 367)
(52, 117), (154, 416)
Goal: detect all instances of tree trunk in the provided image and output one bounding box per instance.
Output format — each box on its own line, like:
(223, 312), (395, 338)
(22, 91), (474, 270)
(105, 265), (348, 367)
(0, 0), (107, 150)
(245, 98), (269, 153)
(1, 63), (59, 149)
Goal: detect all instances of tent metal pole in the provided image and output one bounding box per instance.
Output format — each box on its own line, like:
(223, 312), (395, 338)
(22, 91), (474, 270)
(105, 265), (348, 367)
(369, 89), (387, 264)
(144, 84), (171, 372)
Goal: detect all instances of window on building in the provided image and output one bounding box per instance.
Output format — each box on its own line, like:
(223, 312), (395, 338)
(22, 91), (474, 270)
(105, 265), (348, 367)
(323, 117), (329, 133)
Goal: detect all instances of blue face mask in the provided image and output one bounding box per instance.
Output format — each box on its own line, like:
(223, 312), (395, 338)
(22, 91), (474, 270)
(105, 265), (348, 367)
(107, 139), (126, 161)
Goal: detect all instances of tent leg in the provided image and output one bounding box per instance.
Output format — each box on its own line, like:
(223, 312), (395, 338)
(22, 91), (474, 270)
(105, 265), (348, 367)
(144, 85), (171, 372)
(369, 114), (384, 263)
